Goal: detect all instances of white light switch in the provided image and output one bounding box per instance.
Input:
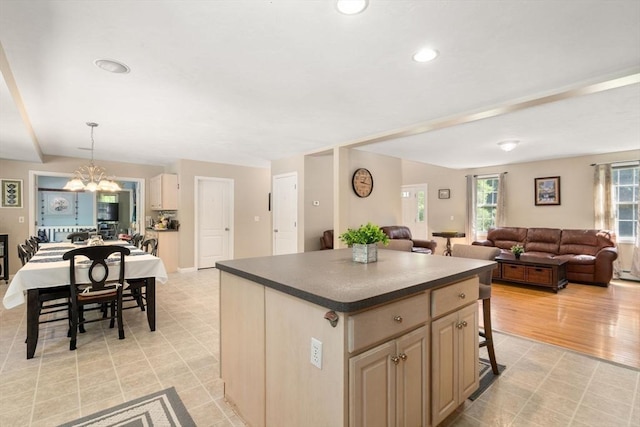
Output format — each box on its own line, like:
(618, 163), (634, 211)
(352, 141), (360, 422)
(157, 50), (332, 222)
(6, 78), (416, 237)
(254, 216), (260, 222)
(313, 201), (320, 206)
(19, 216), (25, 223)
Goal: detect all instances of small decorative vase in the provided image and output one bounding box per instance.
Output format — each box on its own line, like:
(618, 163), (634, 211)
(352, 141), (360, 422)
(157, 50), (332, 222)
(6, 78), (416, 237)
(352, 243), (378, 263)
(514, 253), (521, 259)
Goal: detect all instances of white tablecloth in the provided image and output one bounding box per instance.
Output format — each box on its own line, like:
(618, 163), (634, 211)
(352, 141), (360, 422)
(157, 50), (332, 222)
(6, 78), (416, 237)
(3, 241), (168, 309)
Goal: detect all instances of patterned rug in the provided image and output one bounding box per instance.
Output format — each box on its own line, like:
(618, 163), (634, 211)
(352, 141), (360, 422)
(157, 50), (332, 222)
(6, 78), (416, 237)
(468, 358), (506, 401)
(58, 387), (195, 427)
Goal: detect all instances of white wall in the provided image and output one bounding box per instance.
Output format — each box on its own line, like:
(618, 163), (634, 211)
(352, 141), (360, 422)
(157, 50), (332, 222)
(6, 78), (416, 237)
(304, 155), (333, 251)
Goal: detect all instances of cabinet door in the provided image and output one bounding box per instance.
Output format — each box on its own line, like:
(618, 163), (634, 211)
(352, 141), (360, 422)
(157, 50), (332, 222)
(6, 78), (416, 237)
(431, 311), (458, 426)
(396, 326), (429, 427)
(458, 303), (479, 402)
(349, 340), (396, 427)
(150, 175), (161, 209)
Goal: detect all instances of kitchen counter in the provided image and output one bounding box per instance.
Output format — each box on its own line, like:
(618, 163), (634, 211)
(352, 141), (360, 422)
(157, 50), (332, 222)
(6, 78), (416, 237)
(216, 248), (495, 312)
(218, 249), (496, 427)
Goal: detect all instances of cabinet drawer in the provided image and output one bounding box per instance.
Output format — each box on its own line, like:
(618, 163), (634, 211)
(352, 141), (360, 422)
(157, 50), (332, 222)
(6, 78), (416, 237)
(431, 277), (479, 319)
(526, 266), (552, 285)
(348, 292), (429, 353)
(502, 264), (525, 281)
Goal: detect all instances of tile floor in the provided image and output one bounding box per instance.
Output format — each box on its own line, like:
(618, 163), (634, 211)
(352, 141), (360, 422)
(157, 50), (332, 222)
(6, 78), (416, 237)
(1, 269), (639, 427)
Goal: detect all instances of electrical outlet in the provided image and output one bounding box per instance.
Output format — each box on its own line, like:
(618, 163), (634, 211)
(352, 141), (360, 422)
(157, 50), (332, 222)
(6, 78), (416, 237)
(310, 337), (322, 369)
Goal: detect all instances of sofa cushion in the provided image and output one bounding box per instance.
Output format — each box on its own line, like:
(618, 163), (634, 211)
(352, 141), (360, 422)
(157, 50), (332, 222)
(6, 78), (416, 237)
(525, 228), (561, 254)
(559, 229), (616, 256)
(381, 226), (412, 240)
(486, 227), (527, 250)
(554, 253), (596, 265)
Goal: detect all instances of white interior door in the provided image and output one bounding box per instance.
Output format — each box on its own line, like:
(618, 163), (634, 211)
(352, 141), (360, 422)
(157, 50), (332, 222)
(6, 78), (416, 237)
(401, 184), (428, 239)
(197, 177), (233, 268)
(272, 172), (298, 255)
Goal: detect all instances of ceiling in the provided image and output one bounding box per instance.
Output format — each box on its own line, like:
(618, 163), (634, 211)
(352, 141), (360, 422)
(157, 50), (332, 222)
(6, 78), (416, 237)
(1, 1), (639, 170)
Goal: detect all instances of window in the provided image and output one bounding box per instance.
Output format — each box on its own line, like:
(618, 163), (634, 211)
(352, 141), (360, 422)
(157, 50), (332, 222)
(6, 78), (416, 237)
(476, 176), (499, 234)
(612, 164), (639, 241)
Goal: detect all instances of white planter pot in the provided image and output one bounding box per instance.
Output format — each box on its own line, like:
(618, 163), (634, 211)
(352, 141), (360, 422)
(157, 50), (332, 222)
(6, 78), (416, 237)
(352, 243), (378, 263)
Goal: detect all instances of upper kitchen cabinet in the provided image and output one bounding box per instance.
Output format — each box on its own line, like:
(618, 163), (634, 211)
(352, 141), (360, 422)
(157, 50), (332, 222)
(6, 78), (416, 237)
(150, 174), (178, 210)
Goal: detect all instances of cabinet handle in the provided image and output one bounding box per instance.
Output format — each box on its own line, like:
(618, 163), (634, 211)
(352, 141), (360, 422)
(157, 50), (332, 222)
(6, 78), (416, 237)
(458, 292), (466, 299)
(393, 315), (403, 323)
(399, 353), (407, 361)
(391, 355), (400, 365)
(456, 322), (464, 329)
(462, 320), (468, 327)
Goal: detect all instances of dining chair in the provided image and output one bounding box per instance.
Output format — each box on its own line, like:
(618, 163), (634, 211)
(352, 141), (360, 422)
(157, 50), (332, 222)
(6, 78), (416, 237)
(67, 232), (90, 243)
(17, 244), (72, 344)
(122, 238), (158, 312)
(140, 238), (158, 256)
(63, 245), (130, 350)
(130, 233), (144, 248)
(17, 244), (30, 266)
(451, 244), (502, 375)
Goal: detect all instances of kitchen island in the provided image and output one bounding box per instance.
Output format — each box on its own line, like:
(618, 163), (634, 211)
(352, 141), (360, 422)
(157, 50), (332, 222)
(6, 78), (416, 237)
(217, 249), (496, 427)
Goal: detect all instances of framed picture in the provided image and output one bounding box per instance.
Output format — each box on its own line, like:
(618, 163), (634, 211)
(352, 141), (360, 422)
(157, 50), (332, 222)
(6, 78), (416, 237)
(535, 176), (561, 206)
(438, 189), (450, 199)
(46, 192), (75, 215)
(1, 179), (23, 208)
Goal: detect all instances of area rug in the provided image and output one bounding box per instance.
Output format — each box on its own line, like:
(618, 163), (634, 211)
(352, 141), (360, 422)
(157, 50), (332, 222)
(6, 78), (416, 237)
(468, 358), (506, 401)
(58, 387), (195, 427)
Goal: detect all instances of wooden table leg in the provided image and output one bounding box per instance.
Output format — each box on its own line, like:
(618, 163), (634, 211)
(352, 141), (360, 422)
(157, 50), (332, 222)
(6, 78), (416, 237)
(26, 289), (40, 359)
(146, 277), (156, 331)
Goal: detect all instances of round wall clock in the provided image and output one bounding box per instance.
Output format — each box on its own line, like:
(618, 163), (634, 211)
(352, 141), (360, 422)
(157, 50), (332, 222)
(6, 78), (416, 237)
(352, 168), (373, 198)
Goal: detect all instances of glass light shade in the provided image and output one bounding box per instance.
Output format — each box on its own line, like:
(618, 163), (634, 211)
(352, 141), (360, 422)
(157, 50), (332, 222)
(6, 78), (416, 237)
(336, 0), (368, 15)
(64, 178), (86, 191)
(85, 181), (98, 192)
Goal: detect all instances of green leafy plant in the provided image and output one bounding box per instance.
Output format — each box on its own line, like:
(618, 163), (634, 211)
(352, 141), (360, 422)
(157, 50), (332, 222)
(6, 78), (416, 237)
(339, 222), (389, 246)
(510, 244), (524, 256)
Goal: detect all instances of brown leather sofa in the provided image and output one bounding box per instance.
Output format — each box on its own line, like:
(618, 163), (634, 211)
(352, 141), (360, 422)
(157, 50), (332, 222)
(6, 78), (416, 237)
(381, 226), (437, 254)
(473, 227), (618, 285)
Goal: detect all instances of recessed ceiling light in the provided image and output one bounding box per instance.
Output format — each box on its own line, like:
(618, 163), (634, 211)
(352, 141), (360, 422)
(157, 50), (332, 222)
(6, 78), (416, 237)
(412, 48), (439, 63)
(498, 140), (520, 152)
(336, 0), (368, 15)
(94, 59), (130, 74)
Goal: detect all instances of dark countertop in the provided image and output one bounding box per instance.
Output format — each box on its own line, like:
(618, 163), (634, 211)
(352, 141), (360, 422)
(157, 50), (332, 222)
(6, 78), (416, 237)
(216, 249), (496, 313)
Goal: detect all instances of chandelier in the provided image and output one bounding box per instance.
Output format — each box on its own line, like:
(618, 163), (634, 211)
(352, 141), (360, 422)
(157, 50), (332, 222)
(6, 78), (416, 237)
(64, 122), (122, 192)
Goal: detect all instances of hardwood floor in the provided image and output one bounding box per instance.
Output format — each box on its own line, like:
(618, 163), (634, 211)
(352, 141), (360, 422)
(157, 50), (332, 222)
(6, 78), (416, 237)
(486, 278), (640, 369)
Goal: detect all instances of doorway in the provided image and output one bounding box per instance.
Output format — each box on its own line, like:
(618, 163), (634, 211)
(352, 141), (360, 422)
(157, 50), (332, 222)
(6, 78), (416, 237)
(272, 172), (298, 255)
(195, 177), (233, 269)
(401, 184), (428, 239)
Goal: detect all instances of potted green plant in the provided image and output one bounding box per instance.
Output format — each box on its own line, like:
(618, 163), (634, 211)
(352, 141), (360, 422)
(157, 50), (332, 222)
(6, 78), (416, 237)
(339, 222), (389, 263)
(510, 244), (524, 259)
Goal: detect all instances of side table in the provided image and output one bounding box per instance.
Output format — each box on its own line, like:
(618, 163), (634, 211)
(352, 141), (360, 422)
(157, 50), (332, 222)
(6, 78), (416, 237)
(432, 231), (466, 256)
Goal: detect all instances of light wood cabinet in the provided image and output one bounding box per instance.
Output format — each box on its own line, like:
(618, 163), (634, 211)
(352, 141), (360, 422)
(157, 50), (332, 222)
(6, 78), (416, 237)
(349, 325), (429, 427)
(150, 173), (178, 210)
(144, 230), (179, 273)
(431, 299), (478, 426)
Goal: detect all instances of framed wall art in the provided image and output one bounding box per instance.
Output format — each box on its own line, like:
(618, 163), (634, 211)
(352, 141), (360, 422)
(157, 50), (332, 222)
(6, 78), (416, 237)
(438, 189), (450, 199)
(46, 192), (76, 215)
(535, 176), (561, 206)
(1, 179), (23, 208)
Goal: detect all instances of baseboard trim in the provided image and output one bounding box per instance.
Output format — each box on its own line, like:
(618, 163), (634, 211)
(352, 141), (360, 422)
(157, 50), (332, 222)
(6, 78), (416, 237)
(177, 267), (197, 273)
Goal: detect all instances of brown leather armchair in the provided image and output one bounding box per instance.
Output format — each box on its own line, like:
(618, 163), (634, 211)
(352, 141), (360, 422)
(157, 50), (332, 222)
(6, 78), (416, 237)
(381, 226), (437, 254)
(320, 230), (334, 250)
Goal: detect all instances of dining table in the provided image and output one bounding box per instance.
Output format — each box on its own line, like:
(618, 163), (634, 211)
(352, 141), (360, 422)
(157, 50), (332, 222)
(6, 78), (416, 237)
(3, 240), (169, 359)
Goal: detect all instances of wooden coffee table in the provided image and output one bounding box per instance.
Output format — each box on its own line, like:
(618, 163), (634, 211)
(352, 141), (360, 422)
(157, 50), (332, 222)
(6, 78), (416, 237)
(494, 255), (568, 292)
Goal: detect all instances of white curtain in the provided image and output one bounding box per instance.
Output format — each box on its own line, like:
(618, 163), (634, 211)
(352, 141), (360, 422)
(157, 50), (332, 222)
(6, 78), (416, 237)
(594, 164), (621, 277)
(495, 172), (507, 227)
(465, 175), (477, 242)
